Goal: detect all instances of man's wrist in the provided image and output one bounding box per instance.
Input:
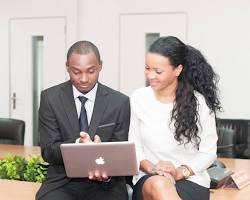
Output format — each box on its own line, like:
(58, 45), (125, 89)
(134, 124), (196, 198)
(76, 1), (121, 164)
(102, 176), (112, 182)
(75, 137), (81, 143)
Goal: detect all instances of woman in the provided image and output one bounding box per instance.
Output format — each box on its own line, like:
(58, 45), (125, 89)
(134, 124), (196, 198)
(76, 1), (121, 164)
(129, 36), (221, 200)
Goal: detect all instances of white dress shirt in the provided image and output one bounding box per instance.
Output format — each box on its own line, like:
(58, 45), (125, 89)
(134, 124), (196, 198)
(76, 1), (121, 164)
(73, 84), (98, 144)
(72, 83), (98, 125)
(129, 86), (218, 188)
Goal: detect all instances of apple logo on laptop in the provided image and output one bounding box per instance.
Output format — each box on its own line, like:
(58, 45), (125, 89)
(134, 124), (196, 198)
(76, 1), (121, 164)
(95, 156), (105, 165)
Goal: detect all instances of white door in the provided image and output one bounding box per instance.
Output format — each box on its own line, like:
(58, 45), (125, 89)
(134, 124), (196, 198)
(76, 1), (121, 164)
(119, 13), (187, 95)
(10, 18), (67, 145)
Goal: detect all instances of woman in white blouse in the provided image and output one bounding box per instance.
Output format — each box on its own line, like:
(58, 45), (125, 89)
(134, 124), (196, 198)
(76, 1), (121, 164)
(129, 36), (222, 200)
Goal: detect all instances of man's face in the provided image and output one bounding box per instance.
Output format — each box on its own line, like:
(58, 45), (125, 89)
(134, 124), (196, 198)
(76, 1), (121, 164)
(66, 52), (102, 93)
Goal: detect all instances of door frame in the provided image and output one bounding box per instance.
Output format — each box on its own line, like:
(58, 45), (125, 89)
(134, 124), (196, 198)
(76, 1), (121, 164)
(8, 16), (67, 145)
(118, 12), (188, 95)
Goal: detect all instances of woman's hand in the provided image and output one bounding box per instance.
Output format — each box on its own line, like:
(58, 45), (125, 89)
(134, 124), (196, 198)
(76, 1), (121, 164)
(140, 160), (176, 184)
(155, 160), (177, 178)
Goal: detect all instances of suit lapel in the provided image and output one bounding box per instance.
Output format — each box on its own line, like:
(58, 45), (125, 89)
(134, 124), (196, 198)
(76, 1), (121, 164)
(60, 81), (80, 134)
(89, 83), (108, 138)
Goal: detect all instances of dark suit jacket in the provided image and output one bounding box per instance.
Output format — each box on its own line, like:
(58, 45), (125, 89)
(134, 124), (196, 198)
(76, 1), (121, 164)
(36, 81), (130, 199)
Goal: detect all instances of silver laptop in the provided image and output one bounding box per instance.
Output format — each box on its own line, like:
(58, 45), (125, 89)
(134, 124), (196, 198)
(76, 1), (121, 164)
(60, 141), (138, 178)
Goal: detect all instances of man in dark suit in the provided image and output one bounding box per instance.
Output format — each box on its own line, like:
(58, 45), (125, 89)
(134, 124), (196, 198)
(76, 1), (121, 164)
(36, 41), (130, 200)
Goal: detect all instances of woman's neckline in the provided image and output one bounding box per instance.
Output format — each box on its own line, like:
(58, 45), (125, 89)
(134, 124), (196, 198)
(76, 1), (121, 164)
(148, 87), (175, 105)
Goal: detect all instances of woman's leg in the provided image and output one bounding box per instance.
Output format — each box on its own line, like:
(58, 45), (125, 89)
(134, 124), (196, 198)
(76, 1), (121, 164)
(142, 175), (181, 200)
(133, 175), (209, 200)
(133, 175), (181, 200)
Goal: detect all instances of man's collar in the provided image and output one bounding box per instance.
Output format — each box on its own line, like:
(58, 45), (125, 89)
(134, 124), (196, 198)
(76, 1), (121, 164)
(72, 83), (98, 102)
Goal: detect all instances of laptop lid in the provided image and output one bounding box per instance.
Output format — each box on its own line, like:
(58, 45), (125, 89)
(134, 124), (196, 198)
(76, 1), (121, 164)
(60, 141), (138, 178)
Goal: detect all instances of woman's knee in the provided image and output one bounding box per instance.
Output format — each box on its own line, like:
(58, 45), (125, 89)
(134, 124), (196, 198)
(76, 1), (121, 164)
(143, 176), (173, 195)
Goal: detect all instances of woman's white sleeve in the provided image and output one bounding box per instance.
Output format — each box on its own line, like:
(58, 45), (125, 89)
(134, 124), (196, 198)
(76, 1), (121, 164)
(186, 98), (218, 173)
(128, 100), (146, 168)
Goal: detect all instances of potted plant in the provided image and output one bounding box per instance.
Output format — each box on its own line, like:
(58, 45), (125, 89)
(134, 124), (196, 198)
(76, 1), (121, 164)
(0, 154), (48, 183)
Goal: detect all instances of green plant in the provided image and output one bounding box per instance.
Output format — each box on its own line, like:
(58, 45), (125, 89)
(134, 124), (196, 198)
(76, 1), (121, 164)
(24, 155), (48, 182)
(0, 155), (26, 180)
(0, 154), (48, 183)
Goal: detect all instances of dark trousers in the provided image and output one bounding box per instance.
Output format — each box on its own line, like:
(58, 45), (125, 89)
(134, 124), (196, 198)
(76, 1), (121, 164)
(39, 178), (128, 200)
(132, 175), (210, 200)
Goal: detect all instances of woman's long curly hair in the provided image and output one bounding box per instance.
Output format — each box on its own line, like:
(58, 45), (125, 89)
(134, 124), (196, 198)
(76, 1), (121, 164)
(149, 36), (222, 147)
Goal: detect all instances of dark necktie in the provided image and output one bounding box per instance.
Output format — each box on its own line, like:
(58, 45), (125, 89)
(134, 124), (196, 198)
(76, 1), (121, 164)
(78, 96), (88, 132)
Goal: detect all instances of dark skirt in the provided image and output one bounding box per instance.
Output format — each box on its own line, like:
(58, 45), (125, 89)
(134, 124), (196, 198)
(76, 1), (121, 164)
(132, 174), (209, 200)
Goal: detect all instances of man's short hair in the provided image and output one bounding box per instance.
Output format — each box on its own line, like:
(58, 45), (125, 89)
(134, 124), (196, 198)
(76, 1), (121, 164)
(66, 41), (101, 63)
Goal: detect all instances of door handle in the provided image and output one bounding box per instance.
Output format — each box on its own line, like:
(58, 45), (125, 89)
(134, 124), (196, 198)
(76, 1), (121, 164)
(11, 92), (17, 110)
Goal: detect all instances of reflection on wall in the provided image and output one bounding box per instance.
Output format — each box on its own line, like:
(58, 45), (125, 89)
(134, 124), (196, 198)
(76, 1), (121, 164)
(145, 33), (160, 86)
(32, 36), (43, 145)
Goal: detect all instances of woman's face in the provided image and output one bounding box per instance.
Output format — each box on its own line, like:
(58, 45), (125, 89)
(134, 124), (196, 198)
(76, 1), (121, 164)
(145, 52), (182, 92)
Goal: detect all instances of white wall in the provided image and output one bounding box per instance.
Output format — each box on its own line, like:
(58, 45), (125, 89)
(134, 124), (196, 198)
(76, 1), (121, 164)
(0, 0), (77, 117)
(77, 0), (250, 119)
(1, 0), (250, 120)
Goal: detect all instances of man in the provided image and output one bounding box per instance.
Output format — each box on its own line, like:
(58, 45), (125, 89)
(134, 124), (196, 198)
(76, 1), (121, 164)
(36, 41), (130, 200)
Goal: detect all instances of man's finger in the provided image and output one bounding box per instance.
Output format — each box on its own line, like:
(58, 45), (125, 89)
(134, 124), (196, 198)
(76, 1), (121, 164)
(102, 172), (108, 179)
(80, 132), (88, 138)
(80, 132), (92, 143)
(94, 170), (103, 181)
(94, 135), (101, 143)
(88, 171), (93, 180)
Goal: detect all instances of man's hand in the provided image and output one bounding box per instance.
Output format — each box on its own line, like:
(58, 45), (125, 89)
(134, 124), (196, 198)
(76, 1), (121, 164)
(88, 170), (110, 182)
(79, 132), (107, 181)
(93, 135), (101, 143)
(79, 132), (101, 143)
(79, 132), (92, 143)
